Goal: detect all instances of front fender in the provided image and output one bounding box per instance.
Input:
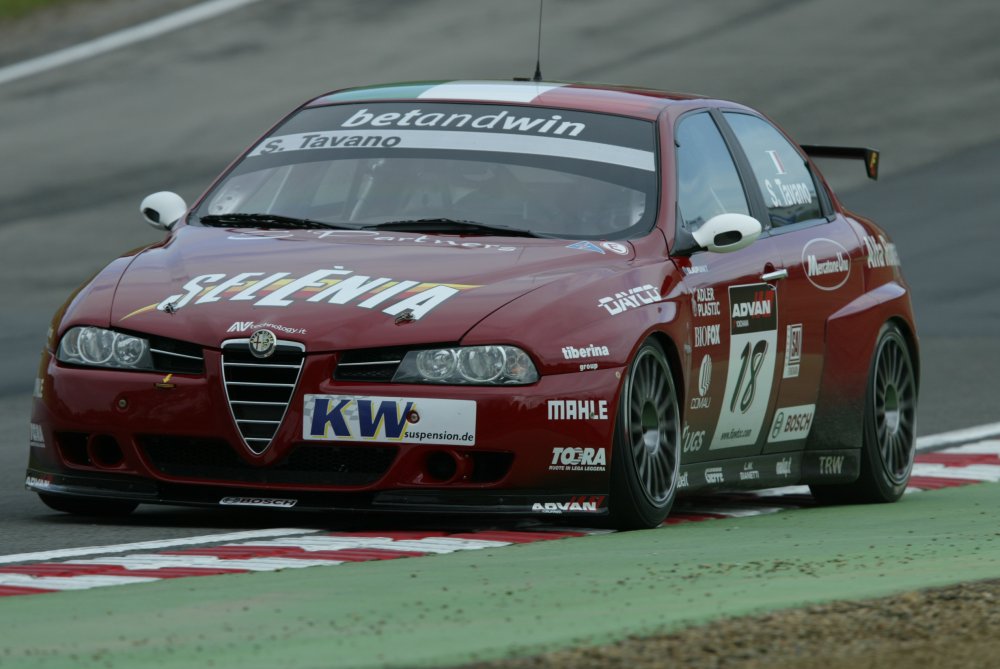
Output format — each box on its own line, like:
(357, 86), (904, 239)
(463, 261), (684, 378)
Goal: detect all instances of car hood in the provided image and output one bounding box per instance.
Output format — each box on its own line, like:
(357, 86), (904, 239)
(111, 226), (633, 350)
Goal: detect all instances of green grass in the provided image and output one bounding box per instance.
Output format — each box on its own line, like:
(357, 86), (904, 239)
(0, 0), (85, 21)
(2, 483), (999, 668)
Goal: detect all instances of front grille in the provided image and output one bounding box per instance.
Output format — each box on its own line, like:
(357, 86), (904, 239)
(221, 339), (304, 454)
(148, 335), (204, 374)
(334, 346), (409, 382)
(138, 435), (397, 486)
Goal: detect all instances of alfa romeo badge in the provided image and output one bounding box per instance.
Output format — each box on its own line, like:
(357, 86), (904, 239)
(248, 329), (277, 359)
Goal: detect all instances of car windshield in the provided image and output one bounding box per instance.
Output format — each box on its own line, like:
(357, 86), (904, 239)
(191, 102), (659, 239)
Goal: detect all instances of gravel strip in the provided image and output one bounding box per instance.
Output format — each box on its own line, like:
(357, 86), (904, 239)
(470, 579), (1000, 669)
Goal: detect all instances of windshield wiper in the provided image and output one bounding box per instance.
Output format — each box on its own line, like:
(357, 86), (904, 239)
(200, 213), (356, 231)
(364, 218), (542, 238)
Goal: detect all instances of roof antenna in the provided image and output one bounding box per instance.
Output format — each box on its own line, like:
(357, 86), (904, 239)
(532, 0), (544, 82)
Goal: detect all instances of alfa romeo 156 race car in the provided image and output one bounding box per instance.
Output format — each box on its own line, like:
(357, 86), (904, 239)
(26, 80), (918, 529)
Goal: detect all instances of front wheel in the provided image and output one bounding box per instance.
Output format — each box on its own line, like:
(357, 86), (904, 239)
(38, 493), (138, 517)
(609, 339), (681, 529)
(811, 322), (917, 504)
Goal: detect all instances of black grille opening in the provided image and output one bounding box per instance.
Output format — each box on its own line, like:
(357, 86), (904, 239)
(55, 432), (89, 466)
(231, 403), (286, 422)
(227, 384), (295, 404)
(147, 335), (205, 374)
(138, 436), (397, 486)
(469, 451), (515, 483)
(222, 340), (304, 453)
(335, 346), (409, 382)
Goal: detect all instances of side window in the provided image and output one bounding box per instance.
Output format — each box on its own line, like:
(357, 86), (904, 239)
(723, 113), (823, 228)
(675, 112), (750, 232)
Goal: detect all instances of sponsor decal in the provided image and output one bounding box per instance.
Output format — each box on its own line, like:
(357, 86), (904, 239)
(562, 344), (610, 360)
(802, 238), (851, 291)
(307, 229), (518, 252)
(219, 497), (297, 508)
(601, 242), (629, 255)
(768, 404), (816, 443)
(677, 471), (689, 489)
(783, 324), (803, 379)
(123, 267), (477, 322)
(819, 455), (845, 475)
(764, 178), (814, 208)
(567, 240), (605, 254)
(253, 99), (655, 170)
(548, 447), (607, 472)
(228, 320), (307, 336)
(683, 265), (708, 275)
(340, 107), (587, 137)
(776, 457), (793, 477)
(547, 400), (608, 421)
(682, 425), (706, 453)
(25, 475), (51, 489)
(303, 395), (476, 445)
(597, 284), (661, 316)
(227, 232), (294, 240)
(691, 287), (721, 318)
(740, 461), (760, 481)
(29, 423), (44, 446)
(863, 234), (901, 268)
(704, 467), (724, 484)
(345, 232), (518, 253)
(711, 284), (778, 450)
(691, 355), (712, 410)
(531, 495), (606, 514)
(698, 355), (712, 396)
(33, 378), (43, 399)
(695, 324), (721, 348)
(579, 363), (598, 371)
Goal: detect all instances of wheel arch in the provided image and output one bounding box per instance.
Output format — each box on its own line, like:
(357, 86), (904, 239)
(646, 330), (686, 413)
(806, 281), (917, 453)
(888, 314), (920, 393)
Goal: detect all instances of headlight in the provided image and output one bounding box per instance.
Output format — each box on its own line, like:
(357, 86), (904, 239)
(56, 326), (153, 370)
(394, 345), (538, 385)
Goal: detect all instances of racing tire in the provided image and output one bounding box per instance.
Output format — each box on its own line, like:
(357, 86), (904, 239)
(810, 322), (917, 504)
(609, 339), (681, 529)
(38, 493), (139, 517)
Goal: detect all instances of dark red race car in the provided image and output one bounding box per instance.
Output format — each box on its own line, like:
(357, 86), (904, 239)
(26, 80), (918, 528)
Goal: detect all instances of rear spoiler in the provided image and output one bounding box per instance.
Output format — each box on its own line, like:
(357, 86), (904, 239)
(800, 145), (880, 180)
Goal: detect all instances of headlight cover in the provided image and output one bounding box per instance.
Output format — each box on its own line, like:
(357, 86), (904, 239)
(393, 345), (538, 385)
(57, 326), (154, 370)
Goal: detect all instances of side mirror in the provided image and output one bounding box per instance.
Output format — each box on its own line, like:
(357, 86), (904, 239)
(140, 191), (187, 231)
(691, 213), (762, 253)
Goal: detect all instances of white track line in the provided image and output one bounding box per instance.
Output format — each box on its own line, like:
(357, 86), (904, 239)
(915, 421), (1000, 452)
(0, 528), (319, 565)
(0, 0), (264, 87)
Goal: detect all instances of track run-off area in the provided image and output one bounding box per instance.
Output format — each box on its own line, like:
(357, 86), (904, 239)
(1, 427), (999, 667)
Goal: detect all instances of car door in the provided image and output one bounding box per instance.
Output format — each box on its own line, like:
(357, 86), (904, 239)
(672, 111), (786, 465)
(719, 112), (865, 456)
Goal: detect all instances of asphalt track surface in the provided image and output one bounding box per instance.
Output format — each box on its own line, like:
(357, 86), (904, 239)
(0, 0), (998, 606)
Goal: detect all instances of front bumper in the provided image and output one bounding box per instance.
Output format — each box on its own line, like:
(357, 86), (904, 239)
(28, 349), (622, 517)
